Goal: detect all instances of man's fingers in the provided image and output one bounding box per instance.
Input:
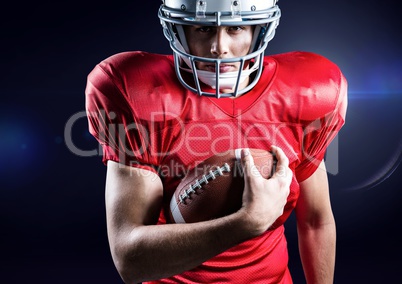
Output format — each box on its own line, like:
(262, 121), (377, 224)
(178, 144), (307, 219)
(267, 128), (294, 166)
(270, 146), (289, 167)
(240, 147), (291, 183)
(240, 148), (253, 171)
(270, 146), (293, 185)
(270, 146), (288, 175)
(240, 148), (261, 180)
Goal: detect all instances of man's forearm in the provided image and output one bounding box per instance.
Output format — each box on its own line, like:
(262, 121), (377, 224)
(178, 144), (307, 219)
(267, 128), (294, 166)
(111, 210), (258, 284)
(297, 222), (336, 284)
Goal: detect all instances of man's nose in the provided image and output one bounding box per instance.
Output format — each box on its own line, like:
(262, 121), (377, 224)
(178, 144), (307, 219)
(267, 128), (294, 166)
(210, 29), (229, 57)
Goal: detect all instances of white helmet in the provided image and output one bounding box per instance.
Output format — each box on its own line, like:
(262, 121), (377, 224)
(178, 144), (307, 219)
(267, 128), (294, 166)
(159, 0), (281, 98)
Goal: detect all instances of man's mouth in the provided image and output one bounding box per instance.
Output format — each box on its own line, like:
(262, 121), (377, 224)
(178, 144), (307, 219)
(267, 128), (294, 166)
(205, 64), (235, 73)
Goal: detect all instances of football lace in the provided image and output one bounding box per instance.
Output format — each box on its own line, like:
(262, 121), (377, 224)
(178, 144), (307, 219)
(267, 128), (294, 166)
(179, 163), (231, 203)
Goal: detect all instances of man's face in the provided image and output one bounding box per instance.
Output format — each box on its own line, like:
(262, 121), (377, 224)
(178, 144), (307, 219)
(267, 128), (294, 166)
(183, 24), (254, 92)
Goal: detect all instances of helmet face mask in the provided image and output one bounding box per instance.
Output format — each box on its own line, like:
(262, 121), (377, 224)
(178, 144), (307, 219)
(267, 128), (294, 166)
(159, 0), (281, 98)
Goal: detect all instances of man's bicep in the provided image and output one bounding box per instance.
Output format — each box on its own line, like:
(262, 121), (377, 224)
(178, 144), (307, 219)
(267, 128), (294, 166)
(105, 160), (163, 231)
(295, 161), (334, 228)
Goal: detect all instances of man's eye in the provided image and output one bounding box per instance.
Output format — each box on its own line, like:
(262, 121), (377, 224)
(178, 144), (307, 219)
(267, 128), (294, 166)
(197, 26), (212, 33)
(228, 26), (244, 32)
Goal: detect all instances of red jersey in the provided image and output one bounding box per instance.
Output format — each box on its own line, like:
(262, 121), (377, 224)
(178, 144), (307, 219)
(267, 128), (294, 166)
(85, 51), (347, 283)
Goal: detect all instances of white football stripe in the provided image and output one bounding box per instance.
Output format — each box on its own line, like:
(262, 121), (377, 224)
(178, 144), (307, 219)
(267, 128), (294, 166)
(170, 195), (186, 223)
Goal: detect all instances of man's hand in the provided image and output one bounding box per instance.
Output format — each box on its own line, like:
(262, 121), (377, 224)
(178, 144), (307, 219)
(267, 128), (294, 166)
(239, 146), (292, 235)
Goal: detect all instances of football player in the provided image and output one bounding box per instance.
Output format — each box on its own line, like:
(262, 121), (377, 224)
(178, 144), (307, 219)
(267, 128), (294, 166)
(86, 0), (347, 283)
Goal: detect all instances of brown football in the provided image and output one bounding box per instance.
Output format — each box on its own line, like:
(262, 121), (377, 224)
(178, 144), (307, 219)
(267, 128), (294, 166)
(168, 148), (276, 224)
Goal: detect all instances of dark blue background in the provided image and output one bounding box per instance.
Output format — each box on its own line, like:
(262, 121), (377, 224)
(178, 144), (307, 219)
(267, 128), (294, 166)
(1, 1), (401, 283)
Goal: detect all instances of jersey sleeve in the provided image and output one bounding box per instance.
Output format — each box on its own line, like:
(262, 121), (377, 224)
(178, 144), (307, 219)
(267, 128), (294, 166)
(295, 69), (348, 182)
(85, 59), (157, 173)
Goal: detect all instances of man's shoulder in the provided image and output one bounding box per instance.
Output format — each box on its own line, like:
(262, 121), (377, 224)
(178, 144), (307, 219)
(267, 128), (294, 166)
(265, 51), (347, 120)
(267, 51), (345, 92)
(99, 51), (174, 74)
(104, 51), (172, 63)
(87, 51), (176, 96)
(268, 51), (341, 74)
(268, 51), (334, 63)
(86, 51), (186, 121)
